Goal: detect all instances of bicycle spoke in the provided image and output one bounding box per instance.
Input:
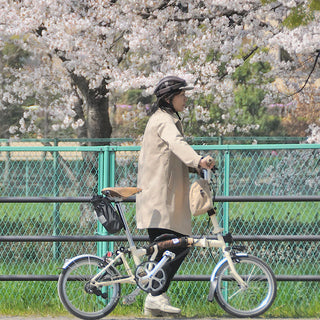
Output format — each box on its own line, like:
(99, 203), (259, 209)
(246, 264), (257, 284)
(228, 287), (243, 300)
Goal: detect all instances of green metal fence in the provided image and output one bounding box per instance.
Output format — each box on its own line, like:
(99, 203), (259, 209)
(0, 136), (307, 146)
(0, 143), (319, 316)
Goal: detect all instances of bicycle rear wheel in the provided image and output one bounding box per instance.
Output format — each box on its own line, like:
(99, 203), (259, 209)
(214, 255), (277, 317)
(58, 255), (120, 320)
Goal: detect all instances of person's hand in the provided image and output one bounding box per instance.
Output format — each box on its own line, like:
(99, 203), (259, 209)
(199, 155), (215, 170)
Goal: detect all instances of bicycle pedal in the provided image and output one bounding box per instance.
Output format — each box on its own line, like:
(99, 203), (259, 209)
(122, 287), (141, 305)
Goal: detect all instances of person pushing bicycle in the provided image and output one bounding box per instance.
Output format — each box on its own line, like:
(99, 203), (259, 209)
(136, 76), (215, 316)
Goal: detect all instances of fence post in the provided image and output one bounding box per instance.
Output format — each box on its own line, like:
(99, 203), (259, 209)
(53, 138), (61, 259)
(223, 151), (230, 233)
(97, 147), (116, 257)
(97, 149), (106, 257)
(25, 160), (29, 196)
(107, 148), (116, 254)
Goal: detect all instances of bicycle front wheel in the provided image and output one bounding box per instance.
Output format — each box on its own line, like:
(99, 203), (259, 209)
(58, 255), (121, 320)
(214, 255), (277, 317)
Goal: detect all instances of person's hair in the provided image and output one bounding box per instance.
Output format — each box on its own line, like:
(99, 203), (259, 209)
(149, 89), (182, 115)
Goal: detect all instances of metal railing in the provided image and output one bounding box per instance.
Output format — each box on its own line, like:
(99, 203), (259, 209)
(0, 194), (319, 282)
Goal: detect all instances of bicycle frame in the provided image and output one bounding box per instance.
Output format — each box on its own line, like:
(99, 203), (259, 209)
(65, 197), (247, 292)
(88, 201), (146, 287)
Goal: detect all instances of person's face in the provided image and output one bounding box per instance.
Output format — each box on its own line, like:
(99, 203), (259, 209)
(171, 91), (187, 112)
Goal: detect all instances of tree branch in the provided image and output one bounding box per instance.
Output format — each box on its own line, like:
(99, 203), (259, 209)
(219, 46), (259, 80)
(287, 50), (320, 97)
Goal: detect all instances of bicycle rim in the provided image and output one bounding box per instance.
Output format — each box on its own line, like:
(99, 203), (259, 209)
(214, 255), (277, 317)
(58, 256), (121, 320)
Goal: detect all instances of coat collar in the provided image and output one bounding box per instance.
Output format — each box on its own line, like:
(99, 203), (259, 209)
(157, 108), (180, 124)
(156, 109), (184, 135)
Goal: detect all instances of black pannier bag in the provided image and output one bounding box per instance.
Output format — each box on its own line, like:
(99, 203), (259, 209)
(90, 195), (124, 234)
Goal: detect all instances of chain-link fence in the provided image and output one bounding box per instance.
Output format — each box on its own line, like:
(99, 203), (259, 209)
(0, 142), (319, 316)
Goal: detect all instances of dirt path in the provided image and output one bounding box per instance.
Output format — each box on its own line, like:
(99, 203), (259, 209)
(0, 317), (318, 320)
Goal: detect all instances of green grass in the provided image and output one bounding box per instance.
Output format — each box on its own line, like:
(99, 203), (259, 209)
(229, 201), (320, 223)
(0, 202), (81, 222)
(271, 282), (320, 318)
(0, 259), (319, 318)
(1, 201), (319, 227)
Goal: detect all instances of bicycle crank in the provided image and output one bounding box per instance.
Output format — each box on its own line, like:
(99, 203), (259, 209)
(135, 261), (167, 294)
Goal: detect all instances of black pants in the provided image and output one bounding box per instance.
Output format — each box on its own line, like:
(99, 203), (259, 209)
(147, 228), (190, 296)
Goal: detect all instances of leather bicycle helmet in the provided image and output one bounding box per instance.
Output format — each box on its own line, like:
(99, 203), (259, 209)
(154, 76), (193, 98)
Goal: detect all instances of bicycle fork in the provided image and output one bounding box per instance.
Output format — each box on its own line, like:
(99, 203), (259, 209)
(208, 250), (248, 302)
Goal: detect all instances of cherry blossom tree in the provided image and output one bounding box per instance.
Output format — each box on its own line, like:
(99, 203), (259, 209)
(0, 0), (319, 140)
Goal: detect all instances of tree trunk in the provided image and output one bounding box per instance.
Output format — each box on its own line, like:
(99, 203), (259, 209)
(86, 85), (112, 145)
(70, 76), (113, 225)
(70, 74), (112, 145)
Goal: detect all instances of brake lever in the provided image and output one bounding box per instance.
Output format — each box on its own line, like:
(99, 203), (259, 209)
(201, 166), (218, 181)
(203, 168), (211, 181)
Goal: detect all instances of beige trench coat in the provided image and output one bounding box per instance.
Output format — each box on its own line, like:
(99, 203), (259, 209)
(136, 109), (202, 235)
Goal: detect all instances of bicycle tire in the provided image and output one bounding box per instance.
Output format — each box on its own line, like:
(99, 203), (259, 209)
(214, 255), (277, 317)
(58, 255), (121, 320)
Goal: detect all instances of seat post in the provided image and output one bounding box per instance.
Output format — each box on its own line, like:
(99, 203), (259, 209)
(115, 202), (136, 248)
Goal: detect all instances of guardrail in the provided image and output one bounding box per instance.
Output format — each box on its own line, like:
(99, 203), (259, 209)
(1, 195), (319, 282)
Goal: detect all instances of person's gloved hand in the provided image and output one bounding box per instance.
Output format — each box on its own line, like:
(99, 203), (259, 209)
(199, 155), (215, 170)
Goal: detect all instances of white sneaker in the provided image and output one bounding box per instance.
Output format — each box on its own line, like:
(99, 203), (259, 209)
(144, 293), (181, 316)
